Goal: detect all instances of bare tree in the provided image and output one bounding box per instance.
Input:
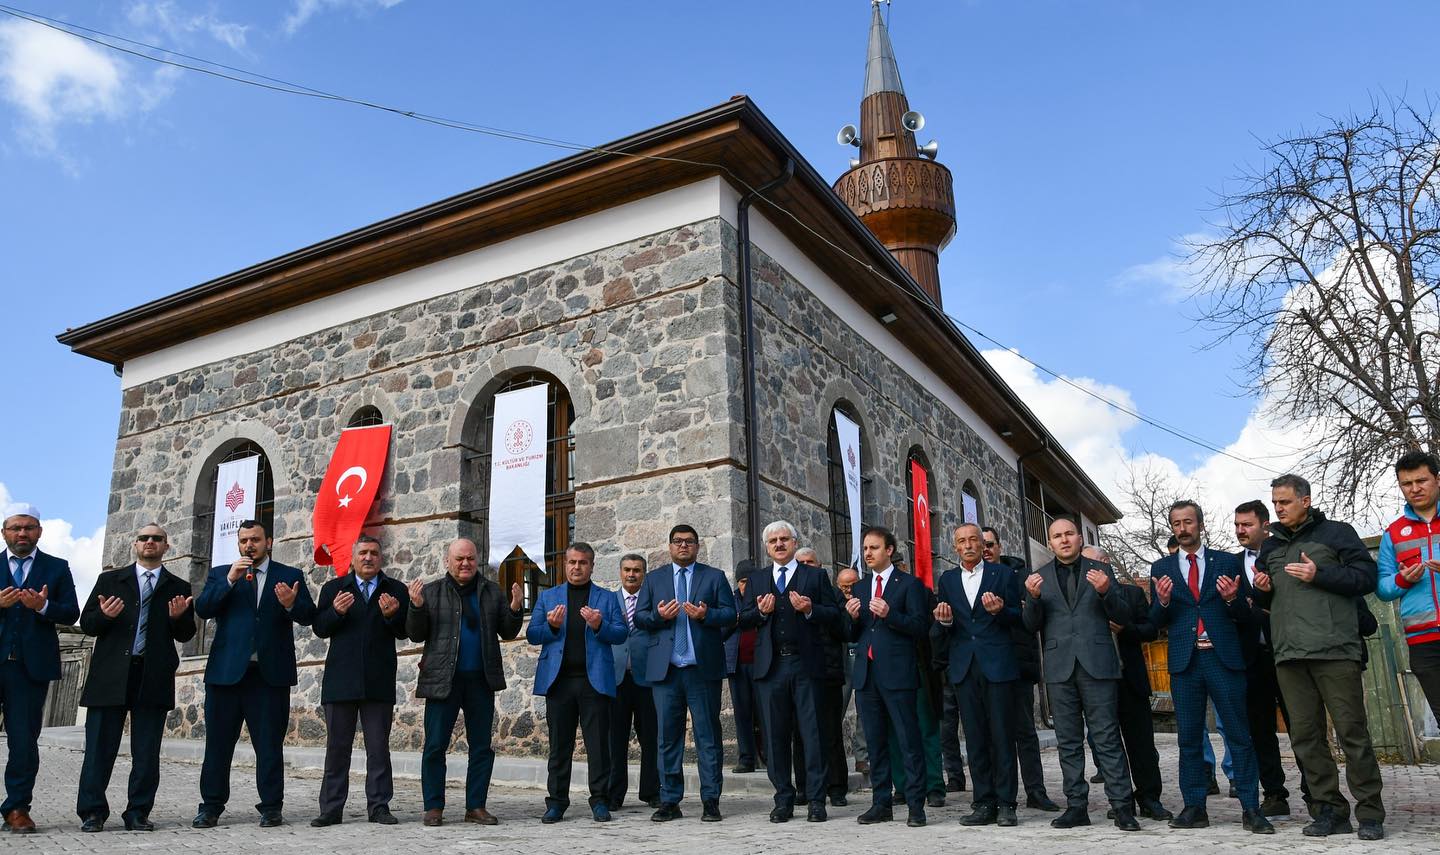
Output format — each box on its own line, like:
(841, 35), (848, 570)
(1099, 459), (1238, 579)
(1189, 99), (1440, 516)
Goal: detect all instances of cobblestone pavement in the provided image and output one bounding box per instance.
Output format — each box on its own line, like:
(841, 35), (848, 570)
(11, 734), (1439, 855)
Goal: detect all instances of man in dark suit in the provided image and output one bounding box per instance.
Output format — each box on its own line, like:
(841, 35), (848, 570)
(407, 538), (523, 827)
(1021, 516), (1139, 831)
(192, 519), (316, 829)
(791, 546), (849, 809)
(607, 553), (659, 811)
(634, 525), (736, 822)
(933, 524), (1021, 827)
(310, 535), (408, 827)
(843, 525), (932, 828)
(723, 564), (764, 773)
(1080, 545), (1172, 822)
(738, 519), (840, 823)
(526, 542), (628, 824)
(75, 524), (195, 832)
(1, 508), (80, 834)
(1151, 501), (1272, 834)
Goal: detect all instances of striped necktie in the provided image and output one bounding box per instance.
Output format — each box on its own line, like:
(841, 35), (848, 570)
(134, 571), (155, 656)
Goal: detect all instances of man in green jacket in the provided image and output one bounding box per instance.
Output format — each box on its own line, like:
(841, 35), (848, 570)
(1252, 474), (1384, 841)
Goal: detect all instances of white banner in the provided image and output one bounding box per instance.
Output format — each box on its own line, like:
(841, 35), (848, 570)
(211, 455), (259, 567)
(962, 492), (979, 526)
(834, 410), (863, 568)
(488, 384), (549, 569)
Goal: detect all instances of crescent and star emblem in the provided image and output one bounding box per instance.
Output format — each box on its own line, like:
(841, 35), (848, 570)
(335, 466), (368, 508)
(916, 493), (929, 528)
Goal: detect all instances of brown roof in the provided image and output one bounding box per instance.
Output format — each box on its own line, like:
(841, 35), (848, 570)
(56, 96), (1120, 523)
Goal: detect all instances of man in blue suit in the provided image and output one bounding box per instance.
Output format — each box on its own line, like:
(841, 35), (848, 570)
(1150, 500), (1272, 834)
(844, 525), (932, 828)
(526, 542), (628, 824)
(634, 525), (736, 823)
(192, 520), (316, 829)
(1, 508), (80, 834)
(739, 519), (841, 824)
(606, 553), (659, 811)
(932, 523), (1022, 828)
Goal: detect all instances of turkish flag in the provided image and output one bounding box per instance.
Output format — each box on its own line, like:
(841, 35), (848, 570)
(911, 459), (934, 588)
(313, 425), (391, 575)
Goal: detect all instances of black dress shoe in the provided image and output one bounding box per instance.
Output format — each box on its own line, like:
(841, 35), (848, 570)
(310, 812), (342, 828)
(960, 805), (997, 826)
(829, 793), (848, 807)
(946, 777), (966, 793)
(369, 807), (398, 825)
(996, 806), (1017, 827)
(795, 794), (809, 806)
(1050, 807), (1090, 828)
(191, 812), (219, 829)
(1090, 771), (1105, 783)
(646, 798), (663, 810)
(732, 765), (756, 774)
(925, 791), (944, 808)
(81, 815), (105, 833)
(906, 809), (926, 828)
(1228, 783), (1239, 799)
(1302, 808), (1353, 837)
(857, 804), (893, 824)
(769, 805), (794, 823)
(122, 814), (155, 831)
(1243, 809), (1275, 834)
(1026, 792), (1061, 812)
(1169, 806), (1209, 829)
(650, 803), (682, 822)
(701, 800), (722, 822)
(259, 812), (284, 828)
(1206, 776), (1221, 796)
(1112, 807), (1140, 831)
(1357, 820), (1384, 840)
(807, 804), (827, 822)
(1138, 799), (1173, 821)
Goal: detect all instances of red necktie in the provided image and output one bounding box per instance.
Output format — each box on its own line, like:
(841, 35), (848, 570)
(868, 574), (884, 660)
(1187, 553), (1205, 639)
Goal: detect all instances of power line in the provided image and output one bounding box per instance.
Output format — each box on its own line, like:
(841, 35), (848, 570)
(0, 3), (1287, 478)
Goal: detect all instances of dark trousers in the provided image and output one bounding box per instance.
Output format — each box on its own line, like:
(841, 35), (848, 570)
(1048, 668), (1132, 809)
(728, 664), (762, 767)
(319, 701), (394, 816)
(421, 671), (496, 811)
(1276, 658), (1385, 822)
(1012, 680), (1047, 796)
(856, 679), (926, 810)
(0, 660), (48, 815)
(1408, 641), (1440, 727)
(198, 664), (289, 815)
(1113, 679), (1163, 804)
(1246, 646), (1291, 800)
(940, 681), (967, 785)
(76, 658), (166, 822)
(756, 654), (826, 807)
(1174, 649), (1259, 810)
(793, 681), (847, 800)
(652, 666), (722, 804)
(545, 674), (610, 811)
(955, 670), (1017, 808)
(607, 672), (658, 808)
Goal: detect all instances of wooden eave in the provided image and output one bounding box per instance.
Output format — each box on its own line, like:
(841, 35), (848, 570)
(55, 96), (1119, 523)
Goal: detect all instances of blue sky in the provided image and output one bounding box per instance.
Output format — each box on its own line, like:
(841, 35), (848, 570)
(2, 0), (1436, 562)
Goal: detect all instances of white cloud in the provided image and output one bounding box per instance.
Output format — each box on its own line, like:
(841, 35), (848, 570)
(283, 0), (406, 36)
(1111, 234), (1210, 302)
(1, 482), (105, 608)
(127, 1), (251, 52)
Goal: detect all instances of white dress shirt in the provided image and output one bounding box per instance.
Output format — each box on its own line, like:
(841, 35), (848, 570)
(960, 561), (984, 609)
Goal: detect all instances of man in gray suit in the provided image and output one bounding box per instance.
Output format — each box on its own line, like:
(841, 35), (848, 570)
(1021, 516), (1139, 832)
(607, 554), (659, 810)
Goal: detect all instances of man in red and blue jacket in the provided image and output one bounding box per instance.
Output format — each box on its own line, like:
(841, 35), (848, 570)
(1376, 449), (1440, 725)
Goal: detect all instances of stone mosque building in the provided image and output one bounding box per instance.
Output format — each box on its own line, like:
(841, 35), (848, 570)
(59, 8), (1119, 752)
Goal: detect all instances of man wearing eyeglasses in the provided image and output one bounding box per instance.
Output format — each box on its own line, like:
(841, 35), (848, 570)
(1, 507), (80, 834)
(75, 524), (195, 832)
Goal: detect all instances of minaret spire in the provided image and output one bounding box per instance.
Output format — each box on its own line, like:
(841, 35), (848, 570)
(834, 1), (956, 306)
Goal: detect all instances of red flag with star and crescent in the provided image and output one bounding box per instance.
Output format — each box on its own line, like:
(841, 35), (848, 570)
(313, 425), (391, 575)
(911, 459), (934, 588)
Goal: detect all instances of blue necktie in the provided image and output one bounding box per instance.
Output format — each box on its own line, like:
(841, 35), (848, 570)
(11, 556), (27, 588)
(361, 579), (373, 603)
(134, 571), (154, 656)
(674, 566), (691, 658)
(776, 565), (787, 592)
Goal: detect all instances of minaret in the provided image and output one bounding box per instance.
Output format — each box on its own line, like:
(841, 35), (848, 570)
(834, 1), (956, 306)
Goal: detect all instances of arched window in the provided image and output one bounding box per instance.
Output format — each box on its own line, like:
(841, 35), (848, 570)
(189, 440), (275, 655)
(906, 447), (938, 579)
(961, 479), (982, 527)
(826, 402), (871, 572)
(347, 405), (386, 428)
(461, 372), (575, 611)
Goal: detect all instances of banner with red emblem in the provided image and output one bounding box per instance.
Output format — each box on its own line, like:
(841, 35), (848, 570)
(313, 424), (391, 575)
(910, 459), (934, 587)
(210, 454), (259, 567)
(834, 410), (862, 569)
(487, 383), (549, 569)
